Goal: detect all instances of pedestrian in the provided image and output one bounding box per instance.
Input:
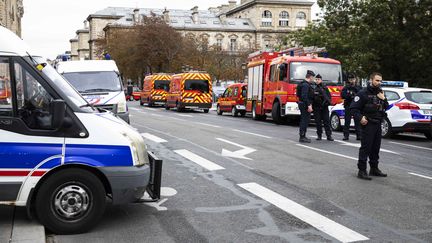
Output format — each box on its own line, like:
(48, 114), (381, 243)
(297, 70), (315, 143)
(341, 74), (362, 140)
(350, 72), (388, 180)
(312, 74), (334, 141)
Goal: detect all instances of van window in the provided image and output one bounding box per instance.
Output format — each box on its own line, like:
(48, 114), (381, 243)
(223, 87), (232, 97)
(0, 57), (12, 116)
(269, 64), (276, 82)
(241, 86), (247, 98)
(62, 72), (122, 93)
(154, 80), (170, 91)
(233, 87), (238, 97)
(184, 79), (209, 93)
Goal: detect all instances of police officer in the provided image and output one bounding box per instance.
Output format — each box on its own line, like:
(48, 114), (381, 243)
(312, 74), (334, 141)
(350, 72), (388, 180)
(341, 74), (362, 140)
(297, 70), (315, 143)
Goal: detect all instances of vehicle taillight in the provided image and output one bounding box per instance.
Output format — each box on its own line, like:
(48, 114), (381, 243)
(395, 102), (420, 110)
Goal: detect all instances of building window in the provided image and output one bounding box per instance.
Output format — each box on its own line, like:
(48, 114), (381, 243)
(296, 12), (306, 20)
(261, 10), (272, 26)
(279, 11), (289, 26)
(230, 39), (237, 51)
(216, 39), (222, 50)
(296, 11), (307, 27)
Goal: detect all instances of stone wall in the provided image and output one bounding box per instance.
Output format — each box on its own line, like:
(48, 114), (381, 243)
(0, 0), (24, 37)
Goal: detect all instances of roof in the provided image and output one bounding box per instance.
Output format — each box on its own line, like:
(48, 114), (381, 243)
(225, 0), (314, 16)
(0, 26), (34, 56)
(56, 60), (119, 73)
(383, 87), (432, 92)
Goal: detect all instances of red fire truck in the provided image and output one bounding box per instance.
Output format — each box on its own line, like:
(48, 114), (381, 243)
(246, 47), (344, 123)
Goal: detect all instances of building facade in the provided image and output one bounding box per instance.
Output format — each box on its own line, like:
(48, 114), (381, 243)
(70, 20), (90, 60)
(71, 0), (314, 60)
(0, 0), (24, 36)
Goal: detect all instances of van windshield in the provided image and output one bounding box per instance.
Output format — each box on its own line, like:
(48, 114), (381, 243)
(184, 79), (209, 93)
(290, 62), (343, 85)
(154, 80), (170, 90)
(62, 72), (122, 93)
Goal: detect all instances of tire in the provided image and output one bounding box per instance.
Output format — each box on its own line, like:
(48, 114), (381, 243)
(252, 102), (266, 121)
(232, 106), (238, 117)
(330, 113), (341, 131)
(129, 96), (134, 101)
(272, 102), (282, 124)
(176, 102), (182, 112)
(217, 105), (223, 115)
(165, 104), (170, 110)
(240, 111), (246, 117)
(424, 131), (432, 140)
(381, 118), (393, 138)
(35, 168), (106, 234)
(139, 99), (144, 106)
(203, 109), (209, 113)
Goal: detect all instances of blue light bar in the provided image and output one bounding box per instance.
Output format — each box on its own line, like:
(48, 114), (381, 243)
(381, 81), (408, 88)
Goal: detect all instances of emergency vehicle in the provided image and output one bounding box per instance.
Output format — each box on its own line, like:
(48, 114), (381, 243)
(0, 26), (162, 234)
(246, 47), (343, 123)
(330, 81), (432, 139)
(0, 78), (10, 103)
(140, 74), (171, 106)
(166, 72), (212, 112)
(216, 83), (247, 117)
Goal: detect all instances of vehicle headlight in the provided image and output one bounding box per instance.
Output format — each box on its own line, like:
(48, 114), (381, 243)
(121, 131), (149, 166)
(117, 101), (127, 113)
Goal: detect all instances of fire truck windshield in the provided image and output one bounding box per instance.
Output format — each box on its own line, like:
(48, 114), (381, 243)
(290, 62), (342, 85)
(184, 79), (209, 93)
(154, 80), (170, 90)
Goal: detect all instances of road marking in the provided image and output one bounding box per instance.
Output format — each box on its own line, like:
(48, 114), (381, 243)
(296, 144), (357, 160)
(232, 129), (272, 139)
(238, 183), (369, 243)
(129, 107), (141, 111)
(335, 139), (400, 155)
(216, 138), (256, 160)
(389, 141), (432, 151)
(195, 122), (221, 128)
(169, 117), (187, 122)
(409, 172), (432, 180)
(176, 114), (193, 117)
(150, 113), (164, 117)
(141, 133), (167, 143)
(174, 149), (225, 171)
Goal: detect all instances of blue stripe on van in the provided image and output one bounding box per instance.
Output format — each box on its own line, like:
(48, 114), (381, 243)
(64, 144), (133, 167)
(0, 142), (62, 169)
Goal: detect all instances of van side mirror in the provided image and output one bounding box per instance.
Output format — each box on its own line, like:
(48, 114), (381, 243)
(51, 99), (66, 129)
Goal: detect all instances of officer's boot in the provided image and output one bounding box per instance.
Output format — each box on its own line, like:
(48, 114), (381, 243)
(343, 133), (349, 141)
(326, 135), (334, 141)
(299, 133), (311, 143)
(357, 170), (372, 180)
(369, 168), (387, 177)
(356, 133), (362, 141)
(316, 134), (322, 140)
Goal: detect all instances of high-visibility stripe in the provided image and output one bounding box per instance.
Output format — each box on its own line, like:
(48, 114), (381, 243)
(0, 170), (47, 177)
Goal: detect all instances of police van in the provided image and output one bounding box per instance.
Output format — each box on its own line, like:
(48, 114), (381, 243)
(56, 60), (130, 123)
(330, 81), (432, 139)
(0, 26), (162, 234)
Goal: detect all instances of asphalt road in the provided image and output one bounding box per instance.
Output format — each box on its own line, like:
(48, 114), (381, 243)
(9, 102), (432, 243)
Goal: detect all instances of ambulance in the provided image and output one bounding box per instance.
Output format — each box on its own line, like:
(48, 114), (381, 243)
(0, 26), (162, 234)
(166, 72), (212, 112)
(140, 74), (171, 107)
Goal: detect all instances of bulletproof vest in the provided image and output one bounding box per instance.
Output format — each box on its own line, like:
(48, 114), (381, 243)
(363, 93), (386, 121)
(343, 85), (359, 106)
(297, 81), (314, 101)
(313, 85), (324, 105)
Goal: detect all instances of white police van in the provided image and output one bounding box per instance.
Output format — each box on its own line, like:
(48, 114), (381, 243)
(0, 26), (162, 234)
(330, 81), (432, 139)
(56, 60), (130, 123)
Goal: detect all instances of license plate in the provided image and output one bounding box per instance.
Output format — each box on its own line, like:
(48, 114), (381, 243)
(423, 110), (432, 115)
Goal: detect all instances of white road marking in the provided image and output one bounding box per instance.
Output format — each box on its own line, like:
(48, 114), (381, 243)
(216, 138), (256, 160)
(195, 122), (221, 128)
(141, 133), (167, 143)
(296, 144), (357, 160)
(238, 183), (370, 243)
(335, 139), (400, 155)
(408, 172), (432, 180)
(174, 149), (225, 171)
(169, 117), (187, 122)
(232, 129), (272, 139)
(129, 107), (141, 111)
(176, 114), (193, 117)
(389, 141), (432, 151)
(150, 113), (164, 117)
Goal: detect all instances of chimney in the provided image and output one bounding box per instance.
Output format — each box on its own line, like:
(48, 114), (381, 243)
(228, 0), (237, 9)
(241, 0), (250, 4)
(208, 7), (218, 13)
(219, 14), (227, 24)
(221, 4), (229, 13)
(191, 6), (199, 24)
(133, 8), (140, 23)
(83, 20), (88, 29)
(163, 8), (170, 23)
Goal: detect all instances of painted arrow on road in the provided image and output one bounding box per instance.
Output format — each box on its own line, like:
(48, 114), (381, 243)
(216, 138), (256, 160)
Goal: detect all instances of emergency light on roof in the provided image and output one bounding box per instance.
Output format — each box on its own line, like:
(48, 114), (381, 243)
(279, 46), (327, 57)
(381, 81), (409, 88)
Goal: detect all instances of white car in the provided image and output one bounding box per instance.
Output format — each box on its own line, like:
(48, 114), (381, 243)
(330, 86), (432, 139)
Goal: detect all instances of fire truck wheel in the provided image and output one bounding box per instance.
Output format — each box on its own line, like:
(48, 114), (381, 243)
(252, 102), (266, 121)
(272, 102), (282, 124)
(217, 105), (223, 115)
(203, 109), (209, 113)
(176, 102), (183, 112)
(424, 131), (432, 140)
(140, 99), (144, 106)
(35, 168), (106, 234)
(165, 104), (170, 110)
(232, 106), (238, 117)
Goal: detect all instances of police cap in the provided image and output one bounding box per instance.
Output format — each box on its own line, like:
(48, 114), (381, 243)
(316, 74), (322, 79)
(306, 70), (315, 77)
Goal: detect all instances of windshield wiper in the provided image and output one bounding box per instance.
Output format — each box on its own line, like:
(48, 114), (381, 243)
(82, 88), (113, 93)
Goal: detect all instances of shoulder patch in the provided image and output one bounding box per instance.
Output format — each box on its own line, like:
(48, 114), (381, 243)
(354, 96), (360, 102)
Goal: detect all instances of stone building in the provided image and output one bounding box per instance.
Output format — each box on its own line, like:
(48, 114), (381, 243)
(70, 21), (90, 60)
(71, 0), (314, 60)
(0, 0), (24, 36)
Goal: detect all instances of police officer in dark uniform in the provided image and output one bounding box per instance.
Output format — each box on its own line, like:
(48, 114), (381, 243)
(350, 72), (389, 180)
(341, 74), (362, 140)
(297, 70), (315, 143)
(312, 74), (334, 141)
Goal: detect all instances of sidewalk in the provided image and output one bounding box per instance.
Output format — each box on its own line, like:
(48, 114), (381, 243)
(0, 206), (45, 243)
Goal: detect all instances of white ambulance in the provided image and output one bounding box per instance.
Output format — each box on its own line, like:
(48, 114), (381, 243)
(0, 26), (162, 234)
(56, 60), (130, 123)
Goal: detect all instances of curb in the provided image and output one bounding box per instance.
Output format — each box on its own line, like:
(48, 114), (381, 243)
(11, 209), (45, 243)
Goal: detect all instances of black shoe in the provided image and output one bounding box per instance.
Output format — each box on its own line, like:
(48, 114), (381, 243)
(356, 137), (361, 141)
(357, 170), (372, 180)
(316, 135), (322, 141)
(299, 137), (311, 143)
(342, 136), (349, 141)
(327, 136), (334, 141)
(369, 168), (387, 177)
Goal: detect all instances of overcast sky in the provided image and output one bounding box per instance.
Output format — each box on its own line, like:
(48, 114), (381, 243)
(22, 0), (319, 60)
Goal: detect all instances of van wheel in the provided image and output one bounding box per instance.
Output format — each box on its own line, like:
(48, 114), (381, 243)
(165, 104), (170, 110)
(35, 168), (106, 234)
(176, 102), (183, 112)
(330, 113), (341, 131)
(424, 131), (432, 140)
(139, 99), (144, 106)
(129, 96), (134, 101)
(232, 106), (238, 117)
(217, 105), (223, 115)
(381, 118), (393, 138)
(240, 111), (246, 117)
(203, 109), (209, 113)
(272, 102), (282, 124)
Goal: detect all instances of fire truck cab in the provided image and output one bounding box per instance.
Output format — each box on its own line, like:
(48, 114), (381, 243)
(246, 48), (343, 123)
(140, 74), (171, 107)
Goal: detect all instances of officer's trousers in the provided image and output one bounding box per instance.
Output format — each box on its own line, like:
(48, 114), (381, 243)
(344, 105), (361, 138)
(298, 102), (310, 137)
(314, 106), (331, 137)
(358, 122), (382, 170)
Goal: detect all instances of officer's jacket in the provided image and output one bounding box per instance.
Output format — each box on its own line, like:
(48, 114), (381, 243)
(350, 85), (389, 123)
(312, 83), (331, 109)
(341, 84), (361, 107)
(298, 80), (314, 106)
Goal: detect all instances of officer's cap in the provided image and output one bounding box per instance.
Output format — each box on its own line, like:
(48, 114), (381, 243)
(306, 70), (315, 77)
(316, 74), (322, 79)
(348, 73), (356, 79)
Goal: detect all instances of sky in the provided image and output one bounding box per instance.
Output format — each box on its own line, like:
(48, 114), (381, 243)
(22, 0), (319, 60)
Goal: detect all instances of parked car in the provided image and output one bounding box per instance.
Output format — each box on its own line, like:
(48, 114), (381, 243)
(217, 83), (247, 117)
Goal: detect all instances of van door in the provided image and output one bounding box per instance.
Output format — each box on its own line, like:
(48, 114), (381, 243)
(0, 57), (64, 202)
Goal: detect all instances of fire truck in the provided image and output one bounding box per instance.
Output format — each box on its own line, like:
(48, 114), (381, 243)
(0, 78), (10, 104)
(246, 47), (344, 123)
(140, 74), (172, 106)
(166, 71), (212, 113)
